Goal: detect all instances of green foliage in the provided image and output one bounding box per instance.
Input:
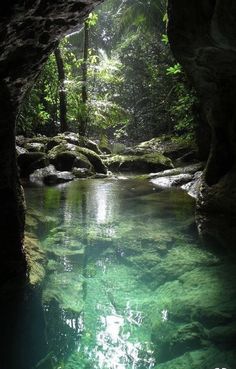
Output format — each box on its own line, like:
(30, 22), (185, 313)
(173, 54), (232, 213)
(166, 63), (182, 75)
(18, 54), (59, 136)
(18, 0), (197, 146)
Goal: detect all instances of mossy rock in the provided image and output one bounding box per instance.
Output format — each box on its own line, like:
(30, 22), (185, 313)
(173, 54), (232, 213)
(149, 265), (236, 330)
(24, 142), (45, 153)
(42, 272), (84, 313)
(104, 153), (173, 173)
(50, 151), (92, 171)
(25, 136), (49, 145)
(155, 347), (236, 369)
(26, 208), (57, 234)
(126, 137), (194, 160)
(18, 152), (49, 177)
(148, 244), (220, 287)
(55, 132), (102, 154)
(24, 232), (46, 285)
(48, 143), (107, 174)
(152, 321), (208, 363)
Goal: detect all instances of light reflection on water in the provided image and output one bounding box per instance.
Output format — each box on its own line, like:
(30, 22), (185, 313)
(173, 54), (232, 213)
(79, 305), (155, 369)
(21, 178), (236, 369)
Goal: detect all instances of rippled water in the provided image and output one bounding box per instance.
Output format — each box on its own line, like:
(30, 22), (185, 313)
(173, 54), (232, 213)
(8, 177), (236, 369)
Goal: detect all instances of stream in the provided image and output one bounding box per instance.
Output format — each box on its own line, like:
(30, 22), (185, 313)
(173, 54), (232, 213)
(9, 177), (236, 369)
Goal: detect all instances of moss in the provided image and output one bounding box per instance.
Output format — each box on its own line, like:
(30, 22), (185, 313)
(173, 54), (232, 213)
(24, 232), (46, 285)
(42, 272), (84, 313)
(104, 153), (173, 173)
(48, 143), (107, 174)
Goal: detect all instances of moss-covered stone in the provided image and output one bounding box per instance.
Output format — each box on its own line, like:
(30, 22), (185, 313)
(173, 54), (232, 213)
(42, 272), (84, 313)
(125, 137), (194, 160)
(155, 347), (236, 369)
(24, 232), (46, 285)
(26, 208), (57, 234)
(18, 152), (49, 177)
(48, 143), (107, 174)
(104, 153), (173, 173)
(152, 321), (208, 363)
(50, 151), (92, 171)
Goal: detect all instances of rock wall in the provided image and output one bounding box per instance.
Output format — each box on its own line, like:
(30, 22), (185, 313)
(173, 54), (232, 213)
(0, 0), (103, 281)
(168, 0), (236, 214)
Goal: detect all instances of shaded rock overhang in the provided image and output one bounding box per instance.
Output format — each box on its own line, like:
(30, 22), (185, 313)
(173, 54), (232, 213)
(168, 0), (236, 214)
(0, 0), (103, 281)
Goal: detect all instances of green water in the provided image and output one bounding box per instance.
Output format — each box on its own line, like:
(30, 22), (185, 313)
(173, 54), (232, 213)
(22, 177), (236, 369)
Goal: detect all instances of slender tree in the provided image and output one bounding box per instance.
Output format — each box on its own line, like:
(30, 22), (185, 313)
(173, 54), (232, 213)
(79, 21), (89, 136)
(54, 44), (68, 132)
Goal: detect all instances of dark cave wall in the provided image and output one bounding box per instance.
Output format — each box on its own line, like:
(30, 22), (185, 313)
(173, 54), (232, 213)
(167, 0), (236, 214)
(0, 0), (103, 280)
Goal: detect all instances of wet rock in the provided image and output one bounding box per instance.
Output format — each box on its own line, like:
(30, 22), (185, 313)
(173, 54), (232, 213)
(24, 232), (46, 285)
(26, 208), (57, 234)
(72, 167), (93, 178)
(48, 143), (107, 174)
(16, 145), (28, 156)
(51, 151), (92, 172)
(55, 132), (102, 154)
(156, 347), (236, 369)
(151, 265), (236, 329)
(42, 272), (84, 313)
(182, 171), (202, 198)
(152, 321), (208, 363)
(18, 152), (49, 177)
(124, 137), (194, 161)
(16, 135), (26, 147)
(24, 142), (45, 153)
(151, 173), (193, 188)
(29, 164), (74, 185)
(168, 0), (236, 214)
(104, 153), (173, 173)
(149, 163), (204, 178)
(149, 244), (220, 287)
(208, 322), (236, 349)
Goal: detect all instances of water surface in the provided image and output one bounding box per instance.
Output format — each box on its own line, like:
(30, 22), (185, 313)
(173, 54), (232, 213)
(19, 177), (236, 369)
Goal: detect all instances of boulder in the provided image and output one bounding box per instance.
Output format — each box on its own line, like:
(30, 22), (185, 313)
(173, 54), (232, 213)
(151, 321), (208, 363)
(104, 153), (173, 173)
(24, 142), (45, 152)
(182, 172), (202, 198)
(18, 152), (49, 177)
(149, 163), (204, 178)
(55, 132), (102, 154)
(50, 151), (92, 172)
(151, 173), (193, 188)
(48, 143), (107, 174)
(16, 145), (28, 156)
(125, 137), (194, 160)
(72, 168), (93, 178)
(29, 165), (74, 185)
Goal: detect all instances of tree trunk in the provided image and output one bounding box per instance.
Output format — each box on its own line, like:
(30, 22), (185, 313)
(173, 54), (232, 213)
(79, 22), (89, 137)
(54, 46), (68, 133)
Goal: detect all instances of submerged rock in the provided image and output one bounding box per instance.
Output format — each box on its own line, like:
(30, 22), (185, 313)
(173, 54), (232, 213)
(24, 232), (46, 285)
(43, 272), (84, 313)
(155, 347), (236, 369)
(152, 321), (208, 363)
